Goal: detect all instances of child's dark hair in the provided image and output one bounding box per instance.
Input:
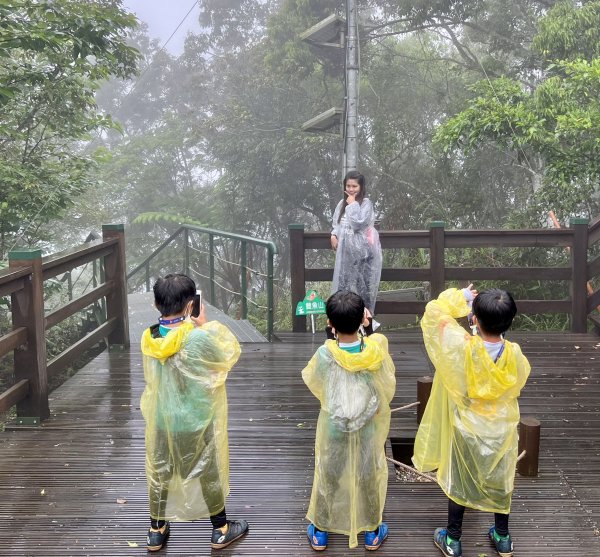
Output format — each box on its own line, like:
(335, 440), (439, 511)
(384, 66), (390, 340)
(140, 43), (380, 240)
(153, 274), (196, 316)
(326, 290), (365, 334)
(472, 288), (517, 335)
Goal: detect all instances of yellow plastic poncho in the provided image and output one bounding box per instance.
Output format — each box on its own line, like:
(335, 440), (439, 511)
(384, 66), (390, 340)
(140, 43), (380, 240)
(413, 288), (531, 513)
(141, 320), (241, 521)
(302, 334), (396, 548)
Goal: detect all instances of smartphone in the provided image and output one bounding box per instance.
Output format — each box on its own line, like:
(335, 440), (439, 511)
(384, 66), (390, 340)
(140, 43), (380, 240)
(191, 290), (202, 318)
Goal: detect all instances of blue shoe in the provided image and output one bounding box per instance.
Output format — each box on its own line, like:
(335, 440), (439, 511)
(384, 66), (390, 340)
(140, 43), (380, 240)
(434, 527), (462, 557)
(147, 522), (170, 552)
(307, 524), (328, 551)
(365, 522), (388, 551)
(489, 526), (513, 557)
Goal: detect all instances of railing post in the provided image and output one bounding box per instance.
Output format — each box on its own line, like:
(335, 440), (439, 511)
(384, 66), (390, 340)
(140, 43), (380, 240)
(570, 218), (589, 333)
(240, 241), (248, 319)
(267, 248), (275, 341)
(429, 221), (445, 299)
(102, 224), (130, 348)
(209, 234), (216, 305)
(289, 224), (306, 332)
(518, 417), (541, 477)
(183, 227), (190, 277)
(9, 248), (49, 423)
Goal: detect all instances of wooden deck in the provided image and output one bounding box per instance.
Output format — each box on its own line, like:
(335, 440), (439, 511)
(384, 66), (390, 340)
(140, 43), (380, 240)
(1, 329), (599, 556)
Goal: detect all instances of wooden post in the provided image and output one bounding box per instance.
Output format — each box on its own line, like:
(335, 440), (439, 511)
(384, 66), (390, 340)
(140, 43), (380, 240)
(429, 222), (445, 299)
(102, 224), (130, 348)
(9, 248), (49, 423)
(517, 416), (540, 477)
(417, 376), (433, 424)
(289, 224), (306, 332)
(570, 218), (589, 333)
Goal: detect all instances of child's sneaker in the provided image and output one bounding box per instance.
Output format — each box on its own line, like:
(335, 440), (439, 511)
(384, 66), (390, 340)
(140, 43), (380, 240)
(210, 520), (249, 549)
(434, 527), (462, 557)
(488, 526), (513, 557)
(364, 522), (388, 551)
(307, 524), (328, 551)
(147, 522), (170, 552)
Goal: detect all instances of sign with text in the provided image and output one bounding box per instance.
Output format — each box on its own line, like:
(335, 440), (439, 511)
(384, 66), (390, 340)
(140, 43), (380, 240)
(295, 290), (326, 316)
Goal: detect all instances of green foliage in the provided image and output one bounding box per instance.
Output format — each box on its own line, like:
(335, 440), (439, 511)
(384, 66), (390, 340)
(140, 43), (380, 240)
(0, 0), (139, 257)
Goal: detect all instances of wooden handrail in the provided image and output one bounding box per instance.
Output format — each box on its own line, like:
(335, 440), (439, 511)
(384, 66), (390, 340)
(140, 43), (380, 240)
(289, 220), (598, 333)
(0, 225), (129, 422)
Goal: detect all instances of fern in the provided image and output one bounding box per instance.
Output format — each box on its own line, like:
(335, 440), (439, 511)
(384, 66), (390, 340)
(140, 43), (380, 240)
(133, 212), (207, 227)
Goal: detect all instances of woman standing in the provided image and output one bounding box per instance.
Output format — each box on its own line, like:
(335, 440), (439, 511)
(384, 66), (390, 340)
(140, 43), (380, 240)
(330, 171), (382, 314)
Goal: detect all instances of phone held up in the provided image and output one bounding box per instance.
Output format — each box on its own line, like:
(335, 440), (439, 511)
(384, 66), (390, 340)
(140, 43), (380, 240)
(192, 290), (202, 318)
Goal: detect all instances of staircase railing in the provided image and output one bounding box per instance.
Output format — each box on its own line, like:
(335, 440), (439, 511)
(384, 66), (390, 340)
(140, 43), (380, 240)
(127, 225), (278, 341)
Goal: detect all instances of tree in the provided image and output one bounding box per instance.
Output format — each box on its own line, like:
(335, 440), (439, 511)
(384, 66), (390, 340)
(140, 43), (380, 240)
(0, 0), (139, 257)
(434, 1), (600, 220)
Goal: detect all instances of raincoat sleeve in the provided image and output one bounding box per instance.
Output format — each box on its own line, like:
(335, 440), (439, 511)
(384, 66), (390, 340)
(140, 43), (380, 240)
(184, 321), (241, 388)
(368, 334), (396, 404)
(420, 288), (472, 399)
(302, 348), (325, 402)
(344, 198), (375, 231)
(331, 200), (343, 237)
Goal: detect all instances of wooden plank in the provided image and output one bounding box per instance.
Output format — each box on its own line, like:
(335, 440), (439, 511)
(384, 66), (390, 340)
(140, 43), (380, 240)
(444, 229), (574, 248)
(46, 318), (116, 378)
(0, 326), (27, 359)
(0, 266), (29, 297)
(44, 281), (114, 330)
(42, 239), (117, 281)
(0, 331), (599, 556)
(588, 256), (600, 280)
(289, 225), (307, 332)
(0, 379), (28, 413)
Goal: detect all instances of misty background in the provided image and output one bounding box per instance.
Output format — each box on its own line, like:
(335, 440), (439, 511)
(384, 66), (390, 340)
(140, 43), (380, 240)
(3, 0), (600, 331)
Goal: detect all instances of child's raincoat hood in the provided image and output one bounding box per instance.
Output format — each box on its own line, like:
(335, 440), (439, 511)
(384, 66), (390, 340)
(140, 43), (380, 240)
(141, 321), (194, 363)
(324, 335), (385, 372)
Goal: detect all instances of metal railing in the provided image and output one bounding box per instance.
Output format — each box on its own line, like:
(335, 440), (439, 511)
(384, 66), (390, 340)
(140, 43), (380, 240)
(127, 225), (278, 341)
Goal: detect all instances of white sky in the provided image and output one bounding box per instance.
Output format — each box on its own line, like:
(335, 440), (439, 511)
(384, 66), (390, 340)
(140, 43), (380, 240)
(123, 0), (202, 55)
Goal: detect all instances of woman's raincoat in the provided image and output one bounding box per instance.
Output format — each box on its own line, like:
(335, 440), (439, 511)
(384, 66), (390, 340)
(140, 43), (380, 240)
(331, 198), (382, 313)
(141, 320), (241, 521)
(302, 334), (396, 548)
(413, 289), (530, 513)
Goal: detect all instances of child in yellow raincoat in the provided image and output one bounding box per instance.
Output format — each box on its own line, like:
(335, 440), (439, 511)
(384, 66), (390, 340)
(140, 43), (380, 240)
(413, 285), (530, 557)
(302, 290), (396, 551)
(141, 274), (249, 551)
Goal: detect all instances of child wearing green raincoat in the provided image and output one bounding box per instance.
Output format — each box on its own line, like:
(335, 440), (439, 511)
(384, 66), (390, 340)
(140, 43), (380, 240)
(141, 274), (249, 552)
(302, 290), (396, 551)
(413, 285), (530, 557)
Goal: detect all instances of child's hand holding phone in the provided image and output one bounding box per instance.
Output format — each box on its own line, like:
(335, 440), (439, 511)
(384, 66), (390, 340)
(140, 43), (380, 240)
(190, 290), (207, 326)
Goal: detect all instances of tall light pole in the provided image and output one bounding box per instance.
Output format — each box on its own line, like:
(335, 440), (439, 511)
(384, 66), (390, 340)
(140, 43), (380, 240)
(344, 0), (359, 176)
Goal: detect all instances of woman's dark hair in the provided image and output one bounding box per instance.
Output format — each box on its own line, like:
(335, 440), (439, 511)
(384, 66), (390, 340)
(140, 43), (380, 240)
(326, 290), (365, 334)
(472, 288), (517, 336)
(338, 170), (367, 223)
(153, 273), (196, 316)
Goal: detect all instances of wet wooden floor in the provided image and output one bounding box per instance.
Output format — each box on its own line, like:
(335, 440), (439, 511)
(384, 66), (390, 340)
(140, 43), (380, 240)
(0, 329), (599, 556)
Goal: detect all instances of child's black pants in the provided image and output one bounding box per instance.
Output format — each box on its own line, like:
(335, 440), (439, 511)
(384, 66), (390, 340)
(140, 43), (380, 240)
(447, 498), (509, 539)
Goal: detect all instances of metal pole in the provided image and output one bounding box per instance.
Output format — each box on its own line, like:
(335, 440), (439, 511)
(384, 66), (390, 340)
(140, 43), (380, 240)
(344, 0), (359, 175)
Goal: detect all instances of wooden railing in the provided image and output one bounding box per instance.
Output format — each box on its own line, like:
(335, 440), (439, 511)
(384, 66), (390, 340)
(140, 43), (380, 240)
(290, 218), (600, 333)
(0, 224), (129, 424)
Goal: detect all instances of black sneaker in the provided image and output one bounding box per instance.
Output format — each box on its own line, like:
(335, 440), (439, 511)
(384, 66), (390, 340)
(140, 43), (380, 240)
(147, 522), (170, 552)
(489, 526), (514, 557)
(211, 519), (249, 549)
(434, 527), (462, 557)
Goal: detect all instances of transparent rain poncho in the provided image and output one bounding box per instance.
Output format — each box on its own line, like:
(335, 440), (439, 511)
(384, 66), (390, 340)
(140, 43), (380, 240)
(140, 320), (241, 521)
(331, 198), (382, 313)
(302, 334), (396, 548)
(413, 289), (531, 513)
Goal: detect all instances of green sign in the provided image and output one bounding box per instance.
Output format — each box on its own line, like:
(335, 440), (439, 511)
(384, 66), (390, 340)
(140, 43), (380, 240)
(295, 290), (326, 316)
